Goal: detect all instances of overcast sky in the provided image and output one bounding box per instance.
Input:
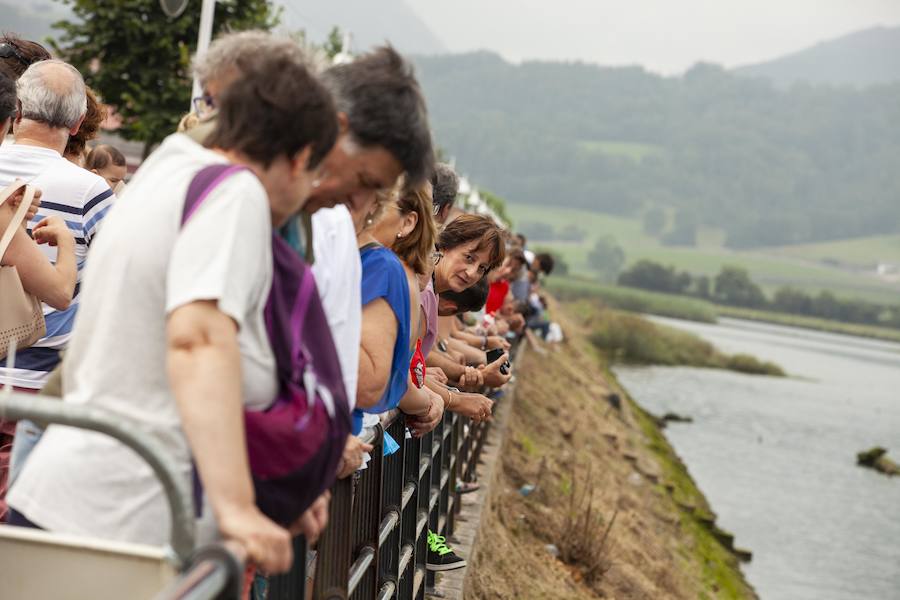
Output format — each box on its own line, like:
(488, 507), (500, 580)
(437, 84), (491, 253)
(411, 0), (900, 74)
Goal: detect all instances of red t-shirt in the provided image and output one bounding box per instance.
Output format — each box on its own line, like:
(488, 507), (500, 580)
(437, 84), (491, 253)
(485, 280), (510, 315)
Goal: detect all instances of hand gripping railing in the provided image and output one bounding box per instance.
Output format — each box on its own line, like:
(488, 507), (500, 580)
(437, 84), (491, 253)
(269, 337), (520, 600)
(0, 391), (196, 567)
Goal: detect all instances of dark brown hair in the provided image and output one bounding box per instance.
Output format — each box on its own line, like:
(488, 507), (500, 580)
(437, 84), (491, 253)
(0, 34), (50, 79)
(65, 87), (106, 159)
(0, 70), (15, 122)
(85, 144), (126, 170)
(438, 214), (507, 272)
(391, 181), (437, 275)
(440, 277), (489, 314)
(205, 54), (337, 169)
(322, 46), (434, 185)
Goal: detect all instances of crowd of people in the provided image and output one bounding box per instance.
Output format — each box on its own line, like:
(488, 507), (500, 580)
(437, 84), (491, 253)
(0, 30), (557, 595)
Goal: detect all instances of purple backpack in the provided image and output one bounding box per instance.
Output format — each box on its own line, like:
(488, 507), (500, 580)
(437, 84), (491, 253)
(183, 164), (352, 525)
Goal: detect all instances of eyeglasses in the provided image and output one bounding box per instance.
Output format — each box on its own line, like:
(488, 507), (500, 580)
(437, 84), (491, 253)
(192, 94), (216, 119)
(0, 42), (32, 69)
(431, 251), (444, 265)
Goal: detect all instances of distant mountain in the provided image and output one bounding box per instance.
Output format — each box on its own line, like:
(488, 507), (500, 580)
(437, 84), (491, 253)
(0, 0), (447, 57)
(734, 25), (900, 88)
(281, 0), (446, 55)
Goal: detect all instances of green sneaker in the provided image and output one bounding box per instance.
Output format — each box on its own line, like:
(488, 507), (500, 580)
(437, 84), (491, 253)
(426, 530), (467, 571)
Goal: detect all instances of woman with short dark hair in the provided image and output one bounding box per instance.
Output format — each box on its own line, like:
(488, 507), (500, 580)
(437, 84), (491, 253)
(8, 53), (339, 575)
(434, 213), (506, 294)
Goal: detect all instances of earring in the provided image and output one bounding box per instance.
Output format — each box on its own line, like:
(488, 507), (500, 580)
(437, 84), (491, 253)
(312, 179), (321, 189)
(396, 232), (403, 239)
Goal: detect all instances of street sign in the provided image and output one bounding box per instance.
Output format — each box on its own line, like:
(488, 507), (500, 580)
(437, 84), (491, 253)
(160, 0), (189, 18)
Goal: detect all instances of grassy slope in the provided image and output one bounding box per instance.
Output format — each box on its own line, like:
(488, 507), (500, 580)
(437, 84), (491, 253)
(468, 303), (755, 600)
(510, 203), (900, 305)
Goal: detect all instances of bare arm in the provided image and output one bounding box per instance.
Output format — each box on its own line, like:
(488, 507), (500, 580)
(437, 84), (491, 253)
(426, 349), (466, 380)
(166, 300), (292, 574)
(357, 298), (398, 409)
(447, 337), (487, 366)
(1, 212), (76, 310)
(398, 375), (432, 416)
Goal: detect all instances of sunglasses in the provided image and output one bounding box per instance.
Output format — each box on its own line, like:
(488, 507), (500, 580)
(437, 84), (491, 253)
(0, 42), (33, 69)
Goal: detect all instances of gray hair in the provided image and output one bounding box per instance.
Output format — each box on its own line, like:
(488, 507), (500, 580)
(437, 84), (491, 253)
(17, 60), (86, 129)
(193, 30), (324, 89)
(431, 162), (459, 210)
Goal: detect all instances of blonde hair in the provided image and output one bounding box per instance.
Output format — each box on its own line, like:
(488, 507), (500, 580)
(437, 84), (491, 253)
(391, 179), (437, 275)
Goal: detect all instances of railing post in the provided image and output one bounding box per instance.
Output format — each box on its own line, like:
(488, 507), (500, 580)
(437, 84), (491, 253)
(267, 536), (310, 600)
(349, 425), (383, 599)
(311, 475), (354, 599)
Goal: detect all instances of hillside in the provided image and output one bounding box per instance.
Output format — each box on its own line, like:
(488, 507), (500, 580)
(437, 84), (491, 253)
(734, 26), (900, 88)
(506, 203), (900, 305)
(467, 302), (755, 599)
(413, 52), (900, 248)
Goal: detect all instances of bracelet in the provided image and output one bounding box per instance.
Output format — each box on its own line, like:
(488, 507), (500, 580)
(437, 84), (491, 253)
(447, 390), (456, 409)
(481, 335), (488, 350)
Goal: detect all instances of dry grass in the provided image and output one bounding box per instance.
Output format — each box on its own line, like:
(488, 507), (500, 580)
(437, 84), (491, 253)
(557, 468), (617, 585)
(465, 299), (756, 600)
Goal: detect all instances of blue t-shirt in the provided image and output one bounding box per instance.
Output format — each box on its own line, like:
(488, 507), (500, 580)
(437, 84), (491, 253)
(354, 245), (411, 432)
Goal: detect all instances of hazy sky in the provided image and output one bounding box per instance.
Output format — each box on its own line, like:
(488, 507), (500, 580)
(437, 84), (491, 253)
(411, 0), (900, 74)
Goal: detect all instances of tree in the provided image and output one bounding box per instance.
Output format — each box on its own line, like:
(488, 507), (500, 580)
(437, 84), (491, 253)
(661, 208), (698, 246)
(479, 189), (513, 227)
(519, 221), (555, 241)
(618, 259), (691, 294)
(51, 0), (280, 158)
(587, 235), (625, 282)
(713, 266), (766, 308)
(642, 205), (667, 236)
(558, 223), (586, 242)
(692, 274), (711, 299)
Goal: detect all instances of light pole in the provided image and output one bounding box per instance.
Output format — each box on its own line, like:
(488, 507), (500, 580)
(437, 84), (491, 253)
(192, 0), (216, 101)
(160, 0), (216, 108)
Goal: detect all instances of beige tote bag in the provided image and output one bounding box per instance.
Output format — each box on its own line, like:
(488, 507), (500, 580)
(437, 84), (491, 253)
(0, 180), (45, 360)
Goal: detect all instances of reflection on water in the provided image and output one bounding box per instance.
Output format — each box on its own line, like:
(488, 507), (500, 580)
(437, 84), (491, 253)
(615, 316), (900, 600)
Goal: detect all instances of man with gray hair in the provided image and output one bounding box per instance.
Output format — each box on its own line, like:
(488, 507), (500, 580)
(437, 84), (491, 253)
(0, 59), (114, 392)
(431, 162), (459, 225)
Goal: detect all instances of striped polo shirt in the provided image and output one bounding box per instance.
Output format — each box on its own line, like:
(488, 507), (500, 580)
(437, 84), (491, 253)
(0, 144), (114, 388)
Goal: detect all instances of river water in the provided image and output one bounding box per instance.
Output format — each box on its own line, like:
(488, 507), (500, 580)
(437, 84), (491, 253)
(614, 316), (900, 600)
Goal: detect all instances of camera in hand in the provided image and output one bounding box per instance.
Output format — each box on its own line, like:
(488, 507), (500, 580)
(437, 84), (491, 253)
(485, 348), (504, 364)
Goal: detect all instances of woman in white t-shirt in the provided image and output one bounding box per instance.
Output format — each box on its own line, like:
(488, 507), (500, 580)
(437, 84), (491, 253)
(8, 54), (338, 575)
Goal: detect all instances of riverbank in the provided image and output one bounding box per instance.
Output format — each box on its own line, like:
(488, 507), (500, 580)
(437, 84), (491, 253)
(548, 276), (900, 344)
(568, 300), (784, 376)
(466, 302), (755, 599)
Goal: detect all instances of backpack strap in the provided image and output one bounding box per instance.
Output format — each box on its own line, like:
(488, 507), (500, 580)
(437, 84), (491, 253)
(0, 181), (35, 263)
(181, 164), (247, 226)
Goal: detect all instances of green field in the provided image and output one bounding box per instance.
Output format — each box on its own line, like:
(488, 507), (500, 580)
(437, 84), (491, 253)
(765, 235), (900, 269)
(511, 203), (900, 305)
(548, 276), (900, 344)
(548, 277), (717, 323)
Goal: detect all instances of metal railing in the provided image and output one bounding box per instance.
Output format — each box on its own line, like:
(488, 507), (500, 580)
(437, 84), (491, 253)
(0, 391), (247, 600)
(272, 386), (501, 600)
(1, 355), (510, 600)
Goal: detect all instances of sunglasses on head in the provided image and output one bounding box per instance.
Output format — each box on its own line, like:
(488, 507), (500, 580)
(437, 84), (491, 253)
(0, 42), (33, 68)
